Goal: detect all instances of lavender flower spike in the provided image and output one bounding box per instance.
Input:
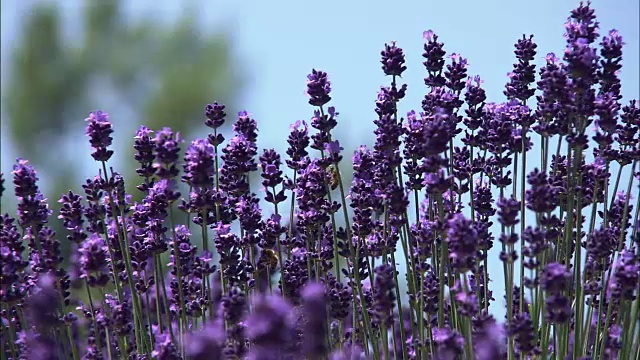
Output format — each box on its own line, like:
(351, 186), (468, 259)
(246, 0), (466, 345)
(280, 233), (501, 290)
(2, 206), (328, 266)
(85, 110), (114, 162)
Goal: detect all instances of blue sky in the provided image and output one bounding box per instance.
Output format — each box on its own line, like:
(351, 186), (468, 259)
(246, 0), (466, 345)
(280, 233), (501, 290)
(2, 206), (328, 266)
(2, 0), (639, 319)
(2, 0), (639, 158)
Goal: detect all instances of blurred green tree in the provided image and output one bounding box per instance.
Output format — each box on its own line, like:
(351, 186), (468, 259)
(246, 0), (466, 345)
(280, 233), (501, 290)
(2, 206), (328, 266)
(2, 0), (242, 253)
(3, 0), (241, 198)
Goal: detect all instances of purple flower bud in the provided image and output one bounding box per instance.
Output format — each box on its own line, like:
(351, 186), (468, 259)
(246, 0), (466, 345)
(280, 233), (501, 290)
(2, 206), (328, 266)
(594, 92), (619, 134)
(134, 126), (157, 190)
(154, 127), (183, 180)
(183, 138), (215, 189)
(244, 295), (294, 352)
(497, 196), (521, 227)
(432, 327), (464, 359)
(79, 233), (110, 287)
(306, 69), (332, 107)
(12, 159), (51, 228)
(234, 111), (258, 143)
(85, 110), (114, 162)
(104, 294), (133, 337)
(381, 41), (407, 76)
(534, 53), (572, 137)
(611, 249), (639, 301)
(504, 35), (537, 101)
(422, 30), (447, 87)
(152, 330), (182, 360)
(509, 312), (538, 355)
(372, 264), (396, 327)
(324, 272), (351, 320)
(0, 214), (29, 303)
(286, 120), (310, 171)
(26, 273), (61, 330)
(311, 107), (339, 151)
(598, 29), (623, 99)
(12, 158), (38, 199)
(540, 262), (571, 294)
(301, 282), (329, 357)
(446, 213), (478, 272)
(205, 101), (227, 130)
(184, 322), (225, 360)
(58, 191), (86, 243)
(259, 149), (286, 205)
(526, 168), (560, 213)
(445, 53), (468, 92)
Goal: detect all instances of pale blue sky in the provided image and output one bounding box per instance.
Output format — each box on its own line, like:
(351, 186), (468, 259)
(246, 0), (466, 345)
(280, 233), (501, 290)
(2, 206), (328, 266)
(2, 0), (639, 158)
(2, 0), (639, 319)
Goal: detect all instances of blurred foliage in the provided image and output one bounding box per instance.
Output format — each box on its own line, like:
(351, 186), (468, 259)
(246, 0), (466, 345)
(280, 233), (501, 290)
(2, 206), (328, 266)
(3, 0), (241, 193)
(2, 0), (242, 255)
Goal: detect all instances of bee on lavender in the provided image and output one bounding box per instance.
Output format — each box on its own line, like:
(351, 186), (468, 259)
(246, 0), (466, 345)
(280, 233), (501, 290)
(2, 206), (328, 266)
(260, 248), (279, 270)
(326, 164), (339, 190)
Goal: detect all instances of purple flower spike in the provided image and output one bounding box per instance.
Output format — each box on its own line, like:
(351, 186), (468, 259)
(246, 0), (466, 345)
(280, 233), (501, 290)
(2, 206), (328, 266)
(0, 214), (28, 304)
(301, 282), (329, 358)
(286, 120), (310, 171)
(505, 35), (537, 101)
(244, 294), (294, 356)
(324, 140), (344, 164)
(306, 69), (332, 107)
(372, 264), (397, 327)
(381, 41), (407, 76)
(152, 331), (182, 360)
(184, 322), (225, 360)
(432, 327), (464, 359)
(205, 101), (227, 130)
(497, 196), (521, 227)
(540, 262), (571, 294)
(26, 273), (61, 330)
(79, 233), (110, 287)
(85, 110), (114, 162)
(259, 149), (286, 205)
(183, 138), (215, 189)
(445, 53), (468, 92)
(446, 213), (479, 272)
(154, 127), (183, 180)
(12, 159), (51, 228)
(133, 126), (156, 184)
(598, 29), (624, 98)
(58, 191), (86, 243)
(12, 158), (39, 199)
(234, 111), (258, 143)
(525, 168), (560, 213)
(422, 30), (447, 87)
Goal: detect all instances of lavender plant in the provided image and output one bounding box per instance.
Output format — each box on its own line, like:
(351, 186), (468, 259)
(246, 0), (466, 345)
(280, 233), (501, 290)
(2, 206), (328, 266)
(1, 2), (639, 359)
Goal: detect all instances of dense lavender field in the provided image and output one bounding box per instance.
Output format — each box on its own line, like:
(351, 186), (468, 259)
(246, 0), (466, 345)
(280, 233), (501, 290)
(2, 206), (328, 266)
(1, 2), (639, 359)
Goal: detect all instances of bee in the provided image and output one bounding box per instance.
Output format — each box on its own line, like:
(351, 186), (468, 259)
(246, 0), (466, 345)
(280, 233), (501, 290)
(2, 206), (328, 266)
(261, 248), (279, 270)
(326, 164), (340, 190)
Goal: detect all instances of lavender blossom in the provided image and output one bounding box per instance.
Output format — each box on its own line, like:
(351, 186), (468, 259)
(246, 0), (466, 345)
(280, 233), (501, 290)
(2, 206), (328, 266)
(85, 110), (114, 162)
(446, 213), (478, 273)
(79, 233), (110, 287)
(422, 30), (447, 87)
(154, 127), (183, 180)
(133, 126), (156, 191)
(381, 41), (407, 77)
(505, 35), (537, 102)
(300, 282), (329, 358)
(306, 69), (332, 107)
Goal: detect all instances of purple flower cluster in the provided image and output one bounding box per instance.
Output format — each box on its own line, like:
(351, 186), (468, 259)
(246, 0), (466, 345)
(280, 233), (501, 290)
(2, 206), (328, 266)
(1, 3), (638, 360)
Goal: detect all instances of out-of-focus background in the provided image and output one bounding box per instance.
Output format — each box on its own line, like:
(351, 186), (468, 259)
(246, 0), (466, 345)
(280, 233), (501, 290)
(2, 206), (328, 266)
(1, 0), (639, 318)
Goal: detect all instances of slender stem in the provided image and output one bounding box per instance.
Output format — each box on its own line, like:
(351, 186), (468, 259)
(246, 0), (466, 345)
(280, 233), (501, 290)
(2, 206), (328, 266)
(66, 324), (79, 360)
